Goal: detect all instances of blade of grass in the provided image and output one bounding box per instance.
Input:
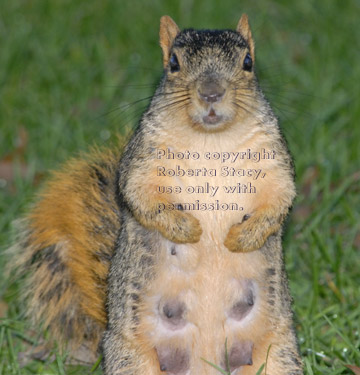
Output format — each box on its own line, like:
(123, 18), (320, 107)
(304, 357), (315, 375)
(56, 353), (66, 375)
(256, 363), (265, 375)
(90, 354), (103, 373)
(264, 344), (272, 375)
(6, 328), (20, 375)
(323, 315), (359, 353)
(201, 358), (229, 375)
(224, 338), (230, 374)
(0, 326), (5, 375)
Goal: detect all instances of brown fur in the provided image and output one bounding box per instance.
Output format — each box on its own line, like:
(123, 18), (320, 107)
(9, 15), (302, 374)
(11, 146), (122, 352)
(103, 15), (301, 375)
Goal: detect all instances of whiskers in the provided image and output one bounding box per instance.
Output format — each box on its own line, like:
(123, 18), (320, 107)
(231, 82), (268, 120)
(104, 86), (191, 133)
(231, 76), (315, 131)
(151, 88), (191, 116)
(105, 76), (297, 134)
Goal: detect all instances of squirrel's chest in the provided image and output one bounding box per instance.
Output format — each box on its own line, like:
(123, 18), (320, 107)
(153, 131), (277, 239)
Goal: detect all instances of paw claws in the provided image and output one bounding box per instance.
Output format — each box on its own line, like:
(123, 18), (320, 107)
(224, 221), (260, 253)
(162, 212), (202, 244)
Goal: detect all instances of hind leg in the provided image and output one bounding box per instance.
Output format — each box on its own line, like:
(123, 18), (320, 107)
(102, 331), (160, 375)
(102, 213), (162, 375)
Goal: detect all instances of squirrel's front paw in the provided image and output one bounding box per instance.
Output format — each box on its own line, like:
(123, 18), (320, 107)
(160, 210), (202, 244)
(224, 214), (275, 253)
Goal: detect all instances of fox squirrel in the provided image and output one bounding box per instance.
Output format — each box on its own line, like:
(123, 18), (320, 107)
(10, 15), (303, 375)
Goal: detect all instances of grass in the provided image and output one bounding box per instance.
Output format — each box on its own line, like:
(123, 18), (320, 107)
(0, 0), (359, 374)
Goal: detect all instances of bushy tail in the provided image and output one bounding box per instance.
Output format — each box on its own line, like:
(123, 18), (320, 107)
(8, 145), (122, 354)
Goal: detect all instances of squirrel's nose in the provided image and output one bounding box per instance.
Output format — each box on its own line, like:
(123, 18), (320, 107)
(198, 81), (225, 103)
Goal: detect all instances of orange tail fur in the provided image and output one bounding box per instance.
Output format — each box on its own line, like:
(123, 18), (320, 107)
(10, 146), (122, 354)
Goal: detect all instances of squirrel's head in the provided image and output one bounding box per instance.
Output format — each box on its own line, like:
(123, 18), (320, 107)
(158, 15), (259, 132)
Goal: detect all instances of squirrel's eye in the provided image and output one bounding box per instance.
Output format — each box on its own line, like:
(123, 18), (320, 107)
(169, 53), (180, 73)
(243, 53), (252, 72)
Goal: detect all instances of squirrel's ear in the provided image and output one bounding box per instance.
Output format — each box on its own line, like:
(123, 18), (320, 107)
(160, 15), (180, 67)
(236, 14), (255, 62)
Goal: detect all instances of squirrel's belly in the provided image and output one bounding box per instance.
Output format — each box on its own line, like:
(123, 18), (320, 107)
(146, 140), (280, 372)
(138, 235), (271, 374)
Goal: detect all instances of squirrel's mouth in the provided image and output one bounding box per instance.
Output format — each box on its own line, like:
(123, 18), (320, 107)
(202, 108), (223, 125)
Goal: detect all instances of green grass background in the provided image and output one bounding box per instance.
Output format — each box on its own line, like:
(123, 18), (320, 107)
(0, 0), (359, 374)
